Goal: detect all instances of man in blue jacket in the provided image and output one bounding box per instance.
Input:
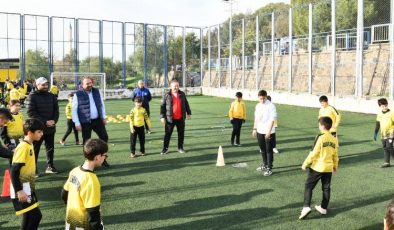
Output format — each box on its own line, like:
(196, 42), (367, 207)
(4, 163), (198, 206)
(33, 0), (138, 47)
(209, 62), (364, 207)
(132, 80), (152, 133)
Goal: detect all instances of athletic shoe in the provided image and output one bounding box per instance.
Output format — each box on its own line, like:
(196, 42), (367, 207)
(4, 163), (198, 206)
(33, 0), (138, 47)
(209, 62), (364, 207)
(273, 148), (279, 154)
(45, 166), (58, 174)
(315, 205), (327, 215)
(146, 130), (152, 134)
(264, 169), (273, 176)
(256, 165), (268, 172)
(178, 148), (186, 154)
(59, 140), (65, 146)
(299, 207), (312, 219)
(130, 153), (136, 158)
(140, 152), (145, 156)
(235, 143), (242, 147)
(161, 149), (169, 155)
(381, 163), (391, 168)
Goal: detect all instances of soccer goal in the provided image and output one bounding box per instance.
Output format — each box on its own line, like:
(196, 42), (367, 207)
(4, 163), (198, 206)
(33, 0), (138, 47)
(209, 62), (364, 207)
(50, 72), (106, 99)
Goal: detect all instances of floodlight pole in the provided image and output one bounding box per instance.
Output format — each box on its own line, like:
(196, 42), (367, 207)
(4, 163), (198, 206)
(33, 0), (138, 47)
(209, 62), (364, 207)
(331, 0), (336, 96)
(308, 3), (313, 94)
(288, 8), (293, 93)
(355, 0), (364, 97)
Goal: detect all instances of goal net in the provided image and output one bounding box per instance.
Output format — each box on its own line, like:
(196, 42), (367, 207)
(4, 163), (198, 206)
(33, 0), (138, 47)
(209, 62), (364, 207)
(50, 72), (106, 99)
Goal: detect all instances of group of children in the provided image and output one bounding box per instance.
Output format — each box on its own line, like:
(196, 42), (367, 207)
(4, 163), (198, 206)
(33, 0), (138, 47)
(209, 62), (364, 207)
(5, 84), (394, 228)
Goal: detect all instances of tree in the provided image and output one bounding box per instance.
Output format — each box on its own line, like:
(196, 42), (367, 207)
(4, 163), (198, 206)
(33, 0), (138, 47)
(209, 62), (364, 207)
(25, 49), (49, 80)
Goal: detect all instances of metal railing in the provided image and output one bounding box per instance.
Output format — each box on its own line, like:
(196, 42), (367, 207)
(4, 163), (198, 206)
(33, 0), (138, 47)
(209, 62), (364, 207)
(371, 23), (390, 43)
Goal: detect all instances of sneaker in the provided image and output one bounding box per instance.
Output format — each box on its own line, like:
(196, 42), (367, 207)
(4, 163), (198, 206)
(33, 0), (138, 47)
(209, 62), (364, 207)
(299, 207), (312, 219)
(235, 143), (242, 147)
(273, 148), (279, 154)
(59, 140), (65, 146)
(256, 165), (268, 171)
(35, 173), (41, 178)
(140, 152), (145, 156)
(315, 205), (327, 215)
(45, 166), (58, 174)
(381, 163), (391, 168)
(130, 153), (136, 158)
(264, 169), (273, 176)
(178, 148), (186, 154)
(161, 149), (169, 155)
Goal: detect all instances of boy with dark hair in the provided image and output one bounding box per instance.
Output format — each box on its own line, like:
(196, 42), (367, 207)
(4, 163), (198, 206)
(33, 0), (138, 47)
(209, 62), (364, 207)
(60, 93), (80, 146)
(299, 116), (338, 219)
(0, 107), (15, 160)
(62, 138), (108, 230)
(10, 118), (45, 229)
(228, 92), (246, 146)
(374, 98), (394, 168)
(129, 96), (151, 158)
(318, 95), (341, 137)
(3, 100), (24, 149)
(253, 90), (277, 176)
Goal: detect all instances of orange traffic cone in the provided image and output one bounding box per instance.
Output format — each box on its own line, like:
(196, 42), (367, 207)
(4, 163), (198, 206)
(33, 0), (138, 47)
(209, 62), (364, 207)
(1, 169), (11, 198)
(216, 146), (225, 167)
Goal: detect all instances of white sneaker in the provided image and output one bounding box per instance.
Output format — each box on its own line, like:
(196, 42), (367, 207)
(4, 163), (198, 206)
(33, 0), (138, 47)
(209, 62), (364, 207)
(299, 207), (311, 219)
(273, 148), (279, 154)
(315, 205), (327, 215)
(178, 148), (186, 154)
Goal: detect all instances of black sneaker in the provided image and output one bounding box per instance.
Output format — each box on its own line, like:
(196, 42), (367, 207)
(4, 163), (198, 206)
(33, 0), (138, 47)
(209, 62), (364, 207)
(264, 169), (273, 176)
(45, 166), (58, 174)
(161, 148), (169, 155)
(256, 165), (268, 172)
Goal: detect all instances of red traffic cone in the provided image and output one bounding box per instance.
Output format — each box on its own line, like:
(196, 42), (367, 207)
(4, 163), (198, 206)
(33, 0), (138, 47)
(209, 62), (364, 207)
(1, 169), (11, 197)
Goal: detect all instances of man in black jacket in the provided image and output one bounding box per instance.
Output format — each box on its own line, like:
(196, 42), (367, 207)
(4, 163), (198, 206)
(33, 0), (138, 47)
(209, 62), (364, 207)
(160, 79), (191, 155)
(26, 77), (59, 174)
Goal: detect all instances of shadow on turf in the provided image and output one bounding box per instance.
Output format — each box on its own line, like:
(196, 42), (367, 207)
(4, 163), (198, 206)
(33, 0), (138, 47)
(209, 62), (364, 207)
(0, 220), (65, 230)
(104, 189), (273, 227)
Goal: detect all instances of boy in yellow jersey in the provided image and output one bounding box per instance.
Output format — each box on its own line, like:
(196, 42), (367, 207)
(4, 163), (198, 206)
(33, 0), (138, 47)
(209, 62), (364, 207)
(10, 118), (44, 229)
(4, 88), (11, 106)
(129, 96), (151, 158)
(10, 87), (21, 101)
(4, 100), (24, 149)
(17, 86), (27, 107)
(374, 98), (394, 168)
(62, 138), (108, 230)
(60, 93), (80, 146)
(50, 80), (59, 97)
(299, 117), (338, 220)
(228, 92), (246, 146)
(318, 95), (341, 137)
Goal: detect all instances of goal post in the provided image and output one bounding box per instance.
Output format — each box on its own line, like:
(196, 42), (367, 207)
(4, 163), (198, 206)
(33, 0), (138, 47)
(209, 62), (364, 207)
(49, 72), (107, 99)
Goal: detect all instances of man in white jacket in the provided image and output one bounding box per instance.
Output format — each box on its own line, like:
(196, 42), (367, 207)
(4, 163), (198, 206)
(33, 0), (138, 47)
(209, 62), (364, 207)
(252, 90), (277, 176)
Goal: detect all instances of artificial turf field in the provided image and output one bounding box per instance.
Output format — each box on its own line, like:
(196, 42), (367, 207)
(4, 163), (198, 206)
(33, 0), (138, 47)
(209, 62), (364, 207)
(0, 95), (391, 229)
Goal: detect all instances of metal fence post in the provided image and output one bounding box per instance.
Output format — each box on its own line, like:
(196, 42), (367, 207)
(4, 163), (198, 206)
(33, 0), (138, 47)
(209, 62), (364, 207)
(289, 8), (293, 93)
(355, 0), (364, 97)
(242, 18), (245, 89)
(74, 19), (79, 74)
(308, 3), (313, 94)
(208, 26), (211, 87)
(331, 0), (336, 96)
(20, 15), (26, 81)
(390, 0), (394, 99)
(218, 24), (221, 88)
(143, 24), (147, 85)
(164, 25), (168, 87)
(229, 16), (232, 89)
(200, 28), (203, 88)
(99, 20), (104, 74)
(182, 26), (186, 89)
(256, 15), (259, 90)
(121, 22), (126, 88)
(271, 12), (275, 92)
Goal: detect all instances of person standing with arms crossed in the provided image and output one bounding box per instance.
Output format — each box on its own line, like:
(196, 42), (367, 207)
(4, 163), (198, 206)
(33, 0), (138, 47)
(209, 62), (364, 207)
(72, 77), (110, 167)
(160, 79), (191, 155)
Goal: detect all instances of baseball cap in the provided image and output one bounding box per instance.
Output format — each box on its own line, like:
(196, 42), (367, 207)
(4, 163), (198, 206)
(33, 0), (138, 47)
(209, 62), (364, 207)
(35, 77), (48, 85)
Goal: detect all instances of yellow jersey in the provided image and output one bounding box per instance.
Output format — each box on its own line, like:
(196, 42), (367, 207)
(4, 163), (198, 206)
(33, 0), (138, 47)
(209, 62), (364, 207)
(10, 88), (20, 101)
(11, 141), (39, 215)
(66, 102), (72, 119)
(228, 100), (246, 120)
(129, 107), (151, 130)
(302, 131), (339, 173)
(50, 85), (59, 96)
(18, 87), (27, 98)
(377, 110), (394, 138)
(7, 112), (24, 138)
(6, 82), (14, 90)
(319, 105), (341, 132)
(63, 166), (102, 230)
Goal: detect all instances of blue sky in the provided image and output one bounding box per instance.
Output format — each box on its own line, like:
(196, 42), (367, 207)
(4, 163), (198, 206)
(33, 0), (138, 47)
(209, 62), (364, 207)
(2, 0), (289, 27)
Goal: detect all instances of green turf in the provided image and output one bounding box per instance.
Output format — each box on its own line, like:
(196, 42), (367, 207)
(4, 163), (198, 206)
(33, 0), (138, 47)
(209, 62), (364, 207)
(0, 96), (389, 229)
